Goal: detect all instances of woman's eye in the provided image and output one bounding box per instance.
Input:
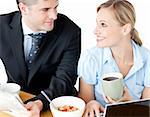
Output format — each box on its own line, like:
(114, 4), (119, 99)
(101, 23), (107, 27)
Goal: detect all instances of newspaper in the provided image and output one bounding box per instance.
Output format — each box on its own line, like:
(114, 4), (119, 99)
(0, 91), (30, 117)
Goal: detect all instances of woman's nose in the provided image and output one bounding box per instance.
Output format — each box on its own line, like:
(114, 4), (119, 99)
(94, 26), (100, 35)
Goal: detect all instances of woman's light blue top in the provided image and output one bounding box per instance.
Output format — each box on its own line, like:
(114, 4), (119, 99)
(78, 41), (150, 106)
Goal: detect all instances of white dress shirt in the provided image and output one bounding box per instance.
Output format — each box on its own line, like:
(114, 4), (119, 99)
(21, 20), (46, 61)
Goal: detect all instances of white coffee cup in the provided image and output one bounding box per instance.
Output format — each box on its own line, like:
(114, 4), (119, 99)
(102, 72), (124, 100)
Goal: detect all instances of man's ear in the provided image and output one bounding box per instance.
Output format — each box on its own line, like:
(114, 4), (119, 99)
(18, 2), (28, 15)
(121, 23), (132, 35)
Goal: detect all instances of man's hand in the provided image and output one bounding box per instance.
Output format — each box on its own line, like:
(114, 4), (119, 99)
(25, 100), (43, 117)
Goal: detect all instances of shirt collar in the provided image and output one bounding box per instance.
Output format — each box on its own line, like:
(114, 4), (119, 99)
(102, 40), (144, 65)
(21, 19), (46, 35)
(132, 40), (144, 64)
(130, 40), (144, 70)
(124, 41), (144, 79)
(102, 40), (144, 79)
(102, 47), (113, 65)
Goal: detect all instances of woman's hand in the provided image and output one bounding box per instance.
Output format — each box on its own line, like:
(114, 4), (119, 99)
(24, 100), (43, 117)
(117, 87), (132, 102)
(103, 87), (132, 103)
(83, 100), (104, 117)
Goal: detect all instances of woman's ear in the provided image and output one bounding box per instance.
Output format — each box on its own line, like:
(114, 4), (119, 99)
(122, 23), (132, 35)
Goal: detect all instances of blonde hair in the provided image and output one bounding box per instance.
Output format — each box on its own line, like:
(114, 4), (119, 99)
(97, 0), (142, 46)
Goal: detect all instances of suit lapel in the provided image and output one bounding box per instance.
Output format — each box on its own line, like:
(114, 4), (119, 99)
(9, 13), (27, 84)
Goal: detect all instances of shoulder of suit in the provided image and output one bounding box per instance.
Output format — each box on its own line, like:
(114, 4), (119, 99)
(0, 11), (20, 23)
(57, 13), (80, 29)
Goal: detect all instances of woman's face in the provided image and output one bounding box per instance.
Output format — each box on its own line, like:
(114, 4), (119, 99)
(94, 7), (124, 48)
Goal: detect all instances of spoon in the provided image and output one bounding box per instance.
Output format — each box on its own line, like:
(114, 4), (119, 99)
(41, 91), (57, 109)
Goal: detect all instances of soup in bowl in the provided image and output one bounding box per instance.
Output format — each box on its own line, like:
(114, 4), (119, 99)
(50, 96), (85, 117)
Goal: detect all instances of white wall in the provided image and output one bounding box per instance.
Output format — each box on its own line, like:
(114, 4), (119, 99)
(0, 0), (18, 14)
(0, 0), (150, 50)
(58, 0), (97, 51)
(59, 0), (150, 50)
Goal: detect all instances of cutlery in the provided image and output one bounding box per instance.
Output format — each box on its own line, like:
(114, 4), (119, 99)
(41, 91), (57, 109)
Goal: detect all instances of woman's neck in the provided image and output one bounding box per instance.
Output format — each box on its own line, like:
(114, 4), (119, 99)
(111, 41), (133, 65)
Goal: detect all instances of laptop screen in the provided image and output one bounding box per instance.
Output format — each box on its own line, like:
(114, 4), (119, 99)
(103, 99), (150, 117)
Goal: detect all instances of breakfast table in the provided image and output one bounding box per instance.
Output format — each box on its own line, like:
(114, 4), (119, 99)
(0, 91), (53, 117)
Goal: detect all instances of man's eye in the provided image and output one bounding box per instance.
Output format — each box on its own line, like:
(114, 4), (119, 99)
(101, 23), (107, 27)
(54, 5), (58, 10)
(42, 8), (49, 12)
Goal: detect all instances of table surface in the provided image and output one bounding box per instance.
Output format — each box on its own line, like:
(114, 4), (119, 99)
(0, 91), (53, 117)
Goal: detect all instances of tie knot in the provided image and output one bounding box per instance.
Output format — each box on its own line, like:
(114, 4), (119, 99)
(28, 33), (46, 40)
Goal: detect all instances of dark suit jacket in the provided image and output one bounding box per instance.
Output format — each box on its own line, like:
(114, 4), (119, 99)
(0, 11), (81, 110)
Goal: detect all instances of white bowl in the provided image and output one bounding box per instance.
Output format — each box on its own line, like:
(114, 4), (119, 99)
(50, 96), (85, 117)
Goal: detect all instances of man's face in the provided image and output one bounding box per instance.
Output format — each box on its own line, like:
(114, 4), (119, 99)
(20, 0), (58, 32)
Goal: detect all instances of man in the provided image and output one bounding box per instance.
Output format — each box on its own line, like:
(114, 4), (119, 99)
(0, 0), (81, 116)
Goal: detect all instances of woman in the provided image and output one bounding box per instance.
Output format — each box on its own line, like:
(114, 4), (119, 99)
(78, 0), (150, 117)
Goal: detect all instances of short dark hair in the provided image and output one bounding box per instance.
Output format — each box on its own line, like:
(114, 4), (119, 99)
(16, 0), (38, 5)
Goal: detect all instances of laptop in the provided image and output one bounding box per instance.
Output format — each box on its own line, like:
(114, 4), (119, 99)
(103, 99), (150, 117)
